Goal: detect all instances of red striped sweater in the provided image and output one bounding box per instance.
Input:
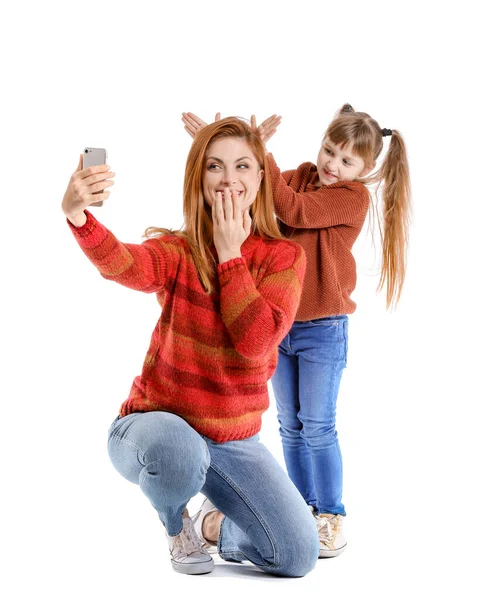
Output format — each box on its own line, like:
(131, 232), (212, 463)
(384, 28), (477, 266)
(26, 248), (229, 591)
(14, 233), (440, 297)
(268, 154), (370, 320)
(68, 211), (306, 442)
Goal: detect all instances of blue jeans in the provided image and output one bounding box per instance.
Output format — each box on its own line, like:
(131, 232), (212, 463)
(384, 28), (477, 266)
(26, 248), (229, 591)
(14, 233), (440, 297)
(107, 411), (319, 577)
(271, 315), (348, 516)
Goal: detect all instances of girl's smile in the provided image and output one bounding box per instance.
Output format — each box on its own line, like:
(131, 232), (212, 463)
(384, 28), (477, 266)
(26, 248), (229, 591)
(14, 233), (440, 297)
(316, 138), (370, 186)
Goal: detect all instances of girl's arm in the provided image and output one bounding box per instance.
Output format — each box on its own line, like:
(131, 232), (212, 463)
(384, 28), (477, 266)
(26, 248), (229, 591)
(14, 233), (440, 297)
(68, 211), (180, 293)
(218, 241), (306, 360)
(268, 154), (370, 229)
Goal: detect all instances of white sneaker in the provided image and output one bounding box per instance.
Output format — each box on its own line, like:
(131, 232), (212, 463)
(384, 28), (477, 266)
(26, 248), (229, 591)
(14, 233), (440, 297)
(316, 513), (347, 558)
(166, 515), (214, 575)
(191, 497), (220, 555)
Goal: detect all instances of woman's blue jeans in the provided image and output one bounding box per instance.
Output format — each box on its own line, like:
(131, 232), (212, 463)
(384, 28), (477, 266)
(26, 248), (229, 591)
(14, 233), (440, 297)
(271, 315), (348, 516)
(107, 411), (319, 577)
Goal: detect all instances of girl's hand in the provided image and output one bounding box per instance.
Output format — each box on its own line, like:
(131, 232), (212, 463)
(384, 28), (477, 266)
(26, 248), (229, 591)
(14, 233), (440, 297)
(62, 155), (115, 224)
(212, 188), (252, 263)
(181, 112), (221, 139)
(251, 114), (282, 144)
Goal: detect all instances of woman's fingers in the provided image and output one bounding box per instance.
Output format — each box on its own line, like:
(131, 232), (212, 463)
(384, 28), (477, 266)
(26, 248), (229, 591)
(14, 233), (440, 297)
(214, 112), (221, 122)
(84, 170), (115, 186)
(73, 167), (114, 201)
(213, 190), (246, 230)
(87, 190), (111, 204)
(77, 163), (111, 180)
(211, 192), (217, 224)
(233, 190), (245, 226)
(214, 191), (224, 224)
(88, 178), (115, 195)
(223, 187), (234, 221)
(243, 209), (252, 237)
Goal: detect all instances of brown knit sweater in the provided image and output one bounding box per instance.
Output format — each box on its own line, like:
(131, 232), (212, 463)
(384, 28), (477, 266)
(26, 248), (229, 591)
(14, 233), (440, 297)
(268, 154), (370, 320)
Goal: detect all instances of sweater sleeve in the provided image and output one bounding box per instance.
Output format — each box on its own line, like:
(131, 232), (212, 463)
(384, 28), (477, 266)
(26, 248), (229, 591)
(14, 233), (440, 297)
(268, 154), (369, 229)
(217, 242), (306, 360)
(67, 210), (180, 293)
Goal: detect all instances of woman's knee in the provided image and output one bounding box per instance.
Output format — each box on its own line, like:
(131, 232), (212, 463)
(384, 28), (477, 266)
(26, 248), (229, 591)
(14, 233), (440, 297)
(108, 411), (210, 485)
(273, 520), (319, 577)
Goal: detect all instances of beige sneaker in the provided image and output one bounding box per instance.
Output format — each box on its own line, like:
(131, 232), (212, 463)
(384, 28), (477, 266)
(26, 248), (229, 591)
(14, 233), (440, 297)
(191, 497), (220, 554)
(166, 512), (214, 575)
(315, 513), (347, 558)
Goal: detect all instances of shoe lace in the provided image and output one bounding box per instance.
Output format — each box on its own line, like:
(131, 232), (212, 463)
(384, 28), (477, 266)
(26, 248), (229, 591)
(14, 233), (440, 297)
(174, 518), (205, 556)
(316, 515), (341, 545)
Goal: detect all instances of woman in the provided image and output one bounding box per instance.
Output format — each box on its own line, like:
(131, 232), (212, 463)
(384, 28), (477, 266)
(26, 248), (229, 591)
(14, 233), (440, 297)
(61, 118), (319, 577)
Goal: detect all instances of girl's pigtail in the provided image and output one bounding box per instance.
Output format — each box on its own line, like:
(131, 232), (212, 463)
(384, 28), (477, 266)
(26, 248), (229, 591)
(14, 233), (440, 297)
(376, 130), (411, 309)
(339, 103), (354, 115)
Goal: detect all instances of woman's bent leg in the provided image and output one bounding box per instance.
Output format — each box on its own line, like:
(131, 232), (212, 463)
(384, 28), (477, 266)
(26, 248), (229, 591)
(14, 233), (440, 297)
(202, 435), (319, 577)
(107, 411), (210, 536)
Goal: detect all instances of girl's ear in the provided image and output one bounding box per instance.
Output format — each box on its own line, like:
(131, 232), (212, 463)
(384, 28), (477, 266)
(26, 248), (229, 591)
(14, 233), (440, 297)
(359, 161), (375, 177)
(257, 169), (264, 186)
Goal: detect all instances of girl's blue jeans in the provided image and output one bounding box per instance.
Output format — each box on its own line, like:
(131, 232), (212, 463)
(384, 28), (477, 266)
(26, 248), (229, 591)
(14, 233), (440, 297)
(107, 411), (319, 577)
(271, 315), (348, 516)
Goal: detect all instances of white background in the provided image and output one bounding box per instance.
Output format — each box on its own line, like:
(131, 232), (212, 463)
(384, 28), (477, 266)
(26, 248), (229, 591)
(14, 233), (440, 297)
(1, 1), (502, 598)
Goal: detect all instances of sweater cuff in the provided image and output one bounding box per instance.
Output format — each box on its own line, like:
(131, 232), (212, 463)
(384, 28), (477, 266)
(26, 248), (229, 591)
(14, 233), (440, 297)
(217, 256), (247, 273)
(267, 153), (278, 170)
(67, 210), (96, 236)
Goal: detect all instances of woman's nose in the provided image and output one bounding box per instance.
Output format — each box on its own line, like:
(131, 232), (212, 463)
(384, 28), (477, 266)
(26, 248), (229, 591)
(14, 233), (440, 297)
(221, 173), (236, 185)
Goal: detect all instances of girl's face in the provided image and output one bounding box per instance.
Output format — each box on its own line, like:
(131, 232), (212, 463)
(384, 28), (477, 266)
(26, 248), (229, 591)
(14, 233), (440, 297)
(316, 138), (371, 186)
(203, 137), (264, 212)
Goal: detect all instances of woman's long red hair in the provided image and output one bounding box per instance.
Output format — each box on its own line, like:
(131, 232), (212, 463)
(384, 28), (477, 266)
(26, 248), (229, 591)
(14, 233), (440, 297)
(144, 117), (283, 294)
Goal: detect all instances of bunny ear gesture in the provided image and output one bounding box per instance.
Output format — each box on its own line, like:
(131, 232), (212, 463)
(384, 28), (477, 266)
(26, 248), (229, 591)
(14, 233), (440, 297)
(181, 112), (221, 138)
(251, 114), (282, 144)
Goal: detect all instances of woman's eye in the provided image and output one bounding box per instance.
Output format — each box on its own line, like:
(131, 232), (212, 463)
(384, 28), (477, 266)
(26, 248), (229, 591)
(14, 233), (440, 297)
(208, 163), (221, 170)
(237, 163), (249, 169)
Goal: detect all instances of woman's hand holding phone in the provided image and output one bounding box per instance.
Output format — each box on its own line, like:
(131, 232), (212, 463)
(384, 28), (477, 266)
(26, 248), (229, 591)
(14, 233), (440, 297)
(62, 155), (115, 227)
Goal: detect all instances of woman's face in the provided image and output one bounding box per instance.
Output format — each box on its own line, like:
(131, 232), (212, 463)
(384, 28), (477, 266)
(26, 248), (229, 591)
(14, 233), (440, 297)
(203, 137), (264, 212)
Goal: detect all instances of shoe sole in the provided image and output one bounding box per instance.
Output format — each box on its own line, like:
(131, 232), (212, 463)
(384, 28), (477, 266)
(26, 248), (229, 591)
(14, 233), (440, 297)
(171, 557), (214, 575)
(319, 543), (347, 558)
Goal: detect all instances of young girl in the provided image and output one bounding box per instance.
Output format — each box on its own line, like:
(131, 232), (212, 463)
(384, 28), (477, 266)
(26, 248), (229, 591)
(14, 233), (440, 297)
(61, 118), (319, 577)
(182, 106), (411, 558)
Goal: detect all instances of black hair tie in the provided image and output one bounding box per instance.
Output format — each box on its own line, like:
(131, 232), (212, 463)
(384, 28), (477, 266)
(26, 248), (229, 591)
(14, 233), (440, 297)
(381, 128), (393, 137)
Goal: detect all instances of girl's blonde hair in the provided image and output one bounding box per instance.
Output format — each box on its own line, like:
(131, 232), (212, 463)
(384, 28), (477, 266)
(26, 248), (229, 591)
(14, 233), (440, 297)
(326, 104), (411, 309)
(144, 117), (284, 294)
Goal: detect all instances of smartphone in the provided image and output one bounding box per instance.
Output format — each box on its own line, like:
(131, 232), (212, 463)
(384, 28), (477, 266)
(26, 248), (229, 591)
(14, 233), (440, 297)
(83, 147), (107, 207)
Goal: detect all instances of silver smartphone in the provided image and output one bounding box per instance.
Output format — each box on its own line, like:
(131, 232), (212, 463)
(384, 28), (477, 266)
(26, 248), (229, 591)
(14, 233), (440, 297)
(83, 147), (107, 207)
